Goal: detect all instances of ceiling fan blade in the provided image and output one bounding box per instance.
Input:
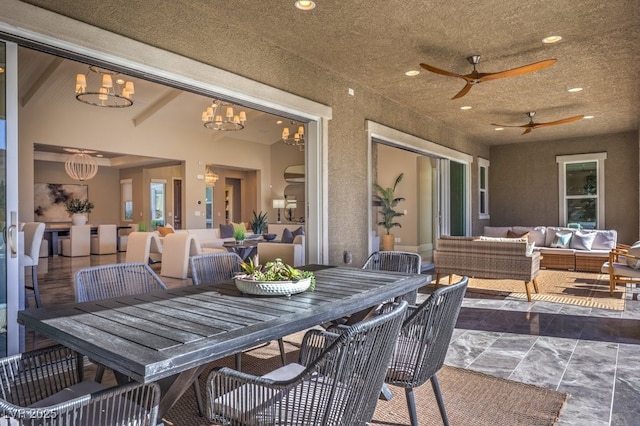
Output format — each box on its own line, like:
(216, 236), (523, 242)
(478, 59), (557, 82)
(534, 115), (585, 128)
(490, 123), (527, 128)
(451, 83), (473, 99)
(419, 63), (466, 79)
(522, 128), (533, 135)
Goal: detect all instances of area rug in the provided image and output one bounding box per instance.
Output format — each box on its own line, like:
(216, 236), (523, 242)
(442, 269), (624, 311)
(162, 333), (567, 426)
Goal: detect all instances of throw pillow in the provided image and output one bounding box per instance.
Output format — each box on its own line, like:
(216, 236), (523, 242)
(550, 231), (572, 248)
(570, 230), (597, 251)
(507, 230), (530, 241)
(219, 223), (234, 238)
(157, 226), (174, 238)
(281, 228), (294, 244)
(292, 226), (305, 237)
(626, 241), (640, 269)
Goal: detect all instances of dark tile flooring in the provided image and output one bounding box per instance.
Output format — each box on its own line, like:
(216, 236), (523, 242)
(29, 253), (640, 425)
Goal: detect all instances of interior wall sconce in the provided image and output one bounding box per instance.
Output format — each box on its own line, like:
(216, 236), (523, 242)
(272, 199), (285, 223)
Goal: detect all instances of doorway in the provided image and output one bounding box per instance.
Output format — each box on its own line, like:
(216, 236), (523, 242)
(173, 178), (182, 229)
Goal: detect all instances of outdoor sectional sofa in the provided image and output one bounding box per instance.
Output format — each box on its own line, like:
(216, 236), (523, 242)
(484, 226), (617, 273)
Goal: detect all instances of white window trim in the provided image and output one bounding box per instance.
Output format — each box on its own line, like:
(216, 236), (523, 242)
(120, 179), (133, 222)
(478, 157), (490, 220)
(556, 152), (607, 228)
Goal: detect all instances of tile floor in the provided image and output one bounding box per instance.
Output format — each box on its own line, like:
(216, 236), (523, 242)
(28, 253), (640, 425)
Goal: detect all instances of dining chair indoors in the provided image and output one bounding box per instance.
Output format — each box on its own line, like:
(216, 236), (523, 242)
(0, 344), (159, 425)
(384, 276), (468, 426)
(21, 222), (45, 308)
(60, 224), (91, 257)
(90, 223), (117, 255)
(206, 300), (408, 425)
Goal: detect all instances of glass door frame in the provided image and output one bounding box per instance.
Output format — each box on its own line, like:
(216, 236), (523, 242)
(367, 121), (473, 253)
(3, 40), (21, 355)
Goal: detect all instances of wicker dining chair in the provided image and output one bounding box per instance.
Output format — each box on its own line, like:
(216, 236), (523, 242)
(190, 251), (244, 286)
(385, 276), (468, 426)
(189, 251), (287, 417)
(0, 344), (159, 425)
(74, 262), (168, 383)
(363, 250), (422, 304)
(206, 300), (408, 426)
(74, 262), (167, 302)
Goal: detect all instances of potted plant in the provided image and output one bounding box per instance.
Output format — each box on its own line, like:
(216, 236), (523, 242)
(249, 210), (268, 235)
(373, 173), (405, 251)
(64, 198), (94, 226)
(233, 223), (246, 243)
(235, 257), (315, 296)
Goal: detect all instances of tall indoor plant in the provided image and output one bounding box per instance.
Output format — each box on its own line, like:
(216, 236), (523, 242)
(373, 173), (405, 251)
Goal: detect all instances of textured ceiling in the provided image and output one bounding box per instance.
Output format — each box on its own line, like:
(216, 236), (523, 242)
(18, 0), (640, 145)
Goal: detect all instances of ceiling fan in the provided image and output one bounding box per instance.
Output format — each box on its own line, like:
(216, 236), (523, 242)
(492, 112), (585, 135)
(420, 55), (557, 99)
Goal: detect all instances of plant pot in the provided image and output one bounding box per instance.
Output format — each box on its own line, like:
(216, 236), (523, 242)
(381, 234), (395, 251)
(234, 277), (311, 296)
(71, 213), (88, 226)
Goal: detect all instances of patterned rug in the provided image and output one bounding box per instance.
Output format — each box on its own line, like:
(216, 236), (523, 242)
(161, 332), (567, 426)
(438, 269), (624, 310)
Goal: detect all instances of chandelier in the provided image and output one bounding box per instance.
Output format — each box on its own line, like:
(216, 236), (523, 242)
(201, 99), (247, 131)
(205, 166), (219, 186)
(282, 122), (305, 150)
(64, 148), (99, 181)
(75, 66), (135, 108)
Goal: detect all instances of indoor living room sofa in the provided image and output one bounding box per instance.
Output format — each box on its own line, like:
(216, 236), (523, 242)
(483, 226), (617, 273)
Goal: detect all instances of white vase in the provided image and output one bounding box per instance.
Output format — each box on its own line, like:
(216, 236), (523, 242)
(71, 213), (87, 226)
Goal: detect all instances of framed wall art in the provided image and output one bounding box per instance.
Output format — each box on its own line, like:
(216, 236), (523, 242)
(34, 183), (88, 222)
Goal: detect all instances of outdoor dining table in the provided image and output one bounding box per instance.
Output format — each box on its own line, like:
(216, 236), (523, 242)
(18, 265), (430, 420)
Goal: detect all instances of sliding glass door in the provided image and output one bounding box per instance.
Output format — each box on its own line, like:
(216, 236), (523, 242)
(0, 40), (21, 355)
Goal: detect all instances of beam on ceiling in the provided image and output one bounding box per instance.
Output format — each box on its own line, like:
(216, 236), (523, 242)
(20, 57), (63, 107)
(132, 88), (181, 127)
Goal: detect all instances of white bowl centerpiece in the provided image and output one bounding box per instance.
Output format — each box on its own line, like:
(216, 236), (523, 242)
(235, 257), (315, 296)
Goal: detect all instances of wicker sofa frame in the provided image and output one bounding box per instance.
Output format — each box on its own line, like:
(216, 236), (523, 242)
(434, 236), (540, 301)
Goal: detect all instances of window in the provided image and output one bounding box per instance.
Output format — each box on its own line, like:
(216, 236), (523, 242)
(150, 180), (166, 228)
(557, 153), (607, 229)
(478, 158), (489, 219)
(120, 179), (133, 221)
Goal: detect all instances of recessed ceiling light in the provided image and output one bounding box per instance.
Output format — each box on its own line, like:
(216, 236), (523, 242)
(276, 120), (283, 124)
(295, 1), (316, 10)
(494, 127), (504, 131)
(584, 115), (594, 119)
(542, 35), (562, 44)
(567, 87), (583, 93)
(405, 70), (420, 76)
(96, 154), (103, 158)
(460, 106), (472, 110)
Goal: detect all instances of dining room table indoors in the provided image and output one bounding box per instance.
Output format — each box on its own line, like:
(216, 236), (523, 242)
(18, 265), (430, 420)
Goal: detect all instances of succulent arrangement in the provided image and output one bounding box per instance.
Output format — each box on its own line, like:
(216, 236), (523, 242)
(238, 257), (315, 291)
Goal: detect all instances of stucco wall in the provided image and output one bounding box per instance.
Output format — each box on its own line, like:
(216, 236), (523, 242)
(490, 131), (638, 244)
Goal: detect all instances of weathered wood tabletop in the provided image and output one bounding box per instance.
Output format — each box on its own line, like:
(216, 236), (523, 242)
(19, 265), (430, 417)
